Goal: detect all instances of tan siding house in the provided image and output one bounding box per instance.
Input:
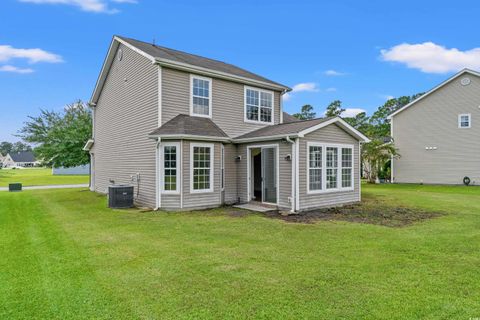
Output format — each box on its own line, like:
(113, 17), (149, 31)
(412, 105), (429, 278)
(86, 36), (369, 212)
(389, 69), (480, 185)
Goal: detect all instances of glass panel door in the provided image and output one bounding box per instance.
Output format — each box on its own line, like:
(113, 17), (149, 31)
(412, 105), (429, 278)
(261, 147), (277, 203)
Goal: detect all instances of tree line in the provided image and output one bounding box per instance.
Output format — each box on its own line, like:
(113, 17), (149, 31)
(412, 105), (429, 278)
(0, 141), (32, 156)
(16, 100), (92, 168)
(293, 93), (423, 182)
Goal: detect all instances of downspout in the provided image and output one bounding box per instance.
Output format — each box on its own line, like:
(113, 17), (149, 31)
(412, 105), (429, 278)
(88, 102), (96, 192)
(285, 136), (296, 213)
(155, 137), (161, 210)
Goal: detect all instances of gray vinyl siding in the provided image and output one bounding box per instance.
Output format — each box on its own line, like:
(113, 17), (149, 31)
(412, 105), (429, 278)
(223, 143), (238, 204)
(161, 67), (281, 137)
(92, 43), (158, 208)
(299, 124), (360, 210)
(392, 74), (480, 185)
(182, 140), (223, 209)
(236, 141), (293, 209)
(278, 142), (293, 209)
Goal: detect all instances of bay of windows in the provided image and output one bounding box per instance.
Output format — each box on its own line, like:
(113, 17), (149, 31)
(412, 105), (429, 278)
(308, 143), (354, 193)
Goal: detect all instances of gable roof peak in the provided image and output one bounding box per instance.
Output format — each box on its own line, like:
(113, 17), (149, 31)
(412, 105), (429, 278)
(388, 68), (480, 119)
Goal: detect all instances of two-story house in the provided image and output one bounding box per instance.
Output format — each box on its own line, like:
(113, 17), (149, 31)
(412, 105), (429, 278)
(85, 36), (369, 212)
(388, 69), (480, 185)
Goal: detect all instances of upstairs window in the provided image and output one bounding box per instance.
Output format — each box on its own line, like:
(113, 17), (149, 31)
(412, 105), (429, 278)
(458, 114), (471, 128)
(245, 87), (273, 124)
(191, 75), (212, 118)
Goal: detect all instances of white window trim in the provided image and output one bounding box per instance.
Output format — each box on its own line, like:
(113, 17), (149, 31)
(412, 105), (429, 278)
(246, 143), (280, 205)
(458, 113), (471, 128)
(244, 86), (275, 125)
(190, 74), (212, 119)
(160, 141), (181, 194)
(306, 142), (354, 194)
(190, 142), (214, 193)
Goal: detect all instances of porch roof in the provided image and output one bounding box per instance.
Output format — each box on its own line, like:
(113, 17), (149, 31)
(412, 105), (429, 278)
(234, 117), (334, 140)
(148, 114), (230, 141)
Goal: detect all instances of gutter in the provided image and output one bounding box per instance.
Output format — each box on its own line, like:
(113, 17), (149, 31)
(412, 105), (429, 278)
(155, 137), (161, 210)
(148, 133), (302, 144)
(284, 136), (296, 213)
(148, 134), (231, 143)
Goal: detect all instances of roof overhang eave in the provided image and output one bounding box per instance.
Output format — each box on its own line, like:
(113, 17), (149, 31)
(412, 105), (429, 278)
(232, 133), (299, 144)
(297, 117), (370, 143)
(148, 134), (231, 142)
(387, 68), (480, 119)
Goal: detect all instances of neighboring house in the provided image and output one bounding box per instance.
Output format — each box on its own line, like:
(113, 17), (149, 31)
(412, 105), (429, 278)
(0, 153), (4, 165)
(84, 36), (369, 212)
(388, 69), (480, 185)
(2, 151), (38, 168)
(52, 164), (90, 175)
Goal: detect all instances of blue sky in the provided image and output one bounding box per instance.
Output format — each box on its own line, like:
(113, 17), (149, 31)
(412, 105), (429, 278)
(2, 0), (480, 142)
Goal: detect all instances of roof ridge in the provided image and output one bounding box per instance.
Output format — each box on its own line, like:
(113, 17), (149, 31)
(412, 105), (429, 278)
(274, 116), (331, 126)
(116, 36), (288, 89)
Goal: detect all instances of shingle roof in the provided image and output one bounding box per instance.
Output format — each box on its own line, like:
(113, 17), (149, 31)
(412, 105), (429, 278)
(283, 112), (300, 123)
(235, 117), (334, 140)
(9, 151), (36, 163)
(149, 114), (229, 139)
(117, 36), (289, 89)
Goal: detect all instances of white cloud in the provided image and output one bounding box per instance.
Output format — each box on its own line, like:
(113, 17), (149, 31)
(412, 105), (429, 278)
(378, 94), (394, 101)
(0, 45), (63, 64)
(283, 82), (320, 101)
(325, 87), (337, 92)
(0, 65), (34, 74)
(18, 0), (137, 13)
(341, 108), (366, 118)
(324, 69), (346, 76)
(291, 82), (319, 93)
(381, 42), (480, 74)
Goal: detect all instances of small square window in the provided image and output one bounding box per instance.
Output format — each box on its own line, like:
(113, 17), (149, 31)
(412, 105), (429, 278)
(459, 114), (471, 128)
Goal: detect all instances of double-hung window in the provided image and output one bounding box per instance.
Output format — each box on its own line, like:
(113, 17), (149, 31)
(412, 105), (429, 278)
(326, 147), (338, 189)
(191, 75), (212, 118)
(191, 143), (214, 193)
(307, 143), (354, 193)
(245, 87), (273, 124)
(308, 146), (322, 190)
(162, 142), (180, 193)
(458, 114), (471, 128)
(341, 148), (353, 188)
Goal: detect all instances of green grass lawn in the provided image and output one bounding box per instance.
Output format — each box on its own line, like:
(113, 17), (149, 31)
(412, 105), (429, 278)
(1, 184), (479, 319)
(0, 168), (89, 187)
